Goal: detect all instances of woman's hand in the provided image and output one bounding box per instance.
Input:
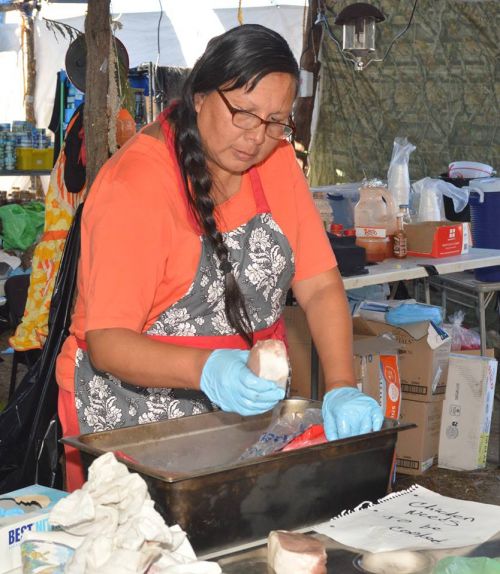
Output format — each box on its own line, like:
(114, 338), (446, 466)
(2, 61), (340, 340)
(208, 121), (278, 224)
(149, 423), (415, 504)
(200, 349), (285, 416)
(321, 386), (384, 441)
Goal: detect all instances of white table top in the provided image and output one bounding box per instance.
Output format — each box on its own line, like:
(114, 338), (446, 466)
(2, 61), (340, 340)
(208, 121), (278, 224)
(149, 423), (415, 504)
(342, 248), (500, 290)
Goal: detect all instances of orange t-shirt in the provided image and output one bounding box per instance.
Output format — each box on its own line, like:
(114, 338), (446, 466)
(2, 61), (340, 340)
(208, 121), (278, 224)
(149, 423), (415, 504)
(56, 132), (336, 392)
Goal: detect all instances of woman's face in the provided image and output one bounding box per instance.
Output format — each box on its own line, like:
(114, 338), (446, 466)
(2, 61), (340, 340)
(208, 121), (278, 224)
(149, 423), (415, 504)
(194, 72), (296, 181)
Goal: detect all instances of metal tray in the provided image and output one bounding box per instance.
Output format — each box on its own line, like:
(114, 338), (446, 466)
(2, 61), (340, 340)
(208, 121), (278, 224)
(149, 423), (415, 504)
(63, 399), (413, 554)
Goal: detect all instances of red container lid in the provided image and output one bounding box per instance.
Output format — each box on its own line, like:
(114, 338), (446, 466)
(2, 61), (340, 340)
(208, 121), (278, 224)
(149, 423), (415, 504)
(330, 223), (344, 234)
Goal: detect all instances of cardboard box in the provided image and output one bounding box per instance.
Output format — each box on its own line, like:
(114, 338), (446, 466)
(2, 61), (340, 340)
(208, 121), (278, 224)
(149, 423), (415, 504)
(353, 317), (452, 402)
(406, 221), (464, 257)
(0, 484), (68, 573)
(283, 306), (324, 398)
(284, 306), (402, 411)
(396, 399), (443, 475)
(438, 353), (498, 471)
(353, 336), (401, 420)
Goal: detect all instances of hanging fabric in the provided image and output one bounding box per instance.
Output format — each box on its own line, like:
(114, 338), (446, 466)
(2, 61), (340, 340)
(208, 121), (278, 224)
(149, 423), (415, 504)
(0, 203), (83, 493)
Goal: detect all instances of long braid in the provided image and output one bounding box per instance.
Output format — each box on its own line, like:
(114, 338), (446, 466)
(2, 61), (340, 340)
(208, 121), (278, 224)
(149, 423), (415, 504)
(170, 100), (253, 346)
(168, 24), (299, 347)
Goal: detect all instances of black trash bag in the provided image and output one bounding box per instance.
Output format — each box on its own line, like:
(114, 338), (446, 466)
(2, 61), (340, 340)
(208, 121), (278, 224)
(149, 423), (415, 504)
(0, 203), (83, 494)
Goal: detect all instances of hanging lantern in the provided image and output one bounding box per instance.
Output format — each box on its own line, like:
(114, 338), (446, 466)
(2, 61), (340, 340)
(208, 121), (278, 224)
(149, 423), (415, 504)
(334, 3), (385, 69)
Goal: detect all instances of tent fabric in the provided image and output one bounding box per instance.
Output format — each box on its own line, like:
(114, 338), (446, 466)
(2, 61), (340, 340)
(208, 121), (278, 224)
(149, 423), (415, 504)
(1, 2), (306, 132)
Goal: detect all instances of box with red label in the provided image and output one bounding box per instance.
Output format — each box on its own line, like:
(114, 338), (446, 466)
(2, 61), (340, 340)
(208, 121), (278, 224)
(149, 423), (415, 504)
(405, 221), (464, 257)
(353, 336), (402, 420)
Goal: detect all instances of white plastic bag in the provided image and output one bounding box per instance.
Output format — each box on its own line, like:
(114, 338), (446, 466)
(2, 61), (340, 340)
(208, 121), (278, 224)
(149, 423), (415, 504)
(412, 177), (470, 222)
(387, 137), (416, 208)
(443, 310), (480, 351)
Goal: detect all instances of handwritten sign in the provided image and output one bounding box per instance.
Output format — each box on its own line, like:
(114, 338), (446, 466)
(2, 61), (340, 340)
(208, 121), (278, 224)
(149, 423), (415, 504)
(313, 485), (500, 552)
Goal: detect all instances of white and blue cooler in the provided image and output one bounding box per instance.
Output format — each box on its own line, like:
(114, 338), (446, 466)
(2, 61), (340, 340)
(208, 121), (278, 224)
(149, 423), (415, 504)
(469, 177), (500, 281)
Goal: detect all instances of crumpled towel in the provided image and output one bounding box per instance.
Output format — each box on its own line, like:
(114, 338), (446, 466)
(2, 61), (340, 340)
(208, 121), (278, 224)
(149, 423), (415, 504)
(49, 452), (221, 574)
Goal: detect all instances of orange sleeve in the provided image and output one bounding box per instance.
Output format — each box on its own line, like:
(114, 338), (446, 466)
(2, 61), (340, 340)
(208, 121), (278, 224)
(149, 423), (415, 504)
(80, 150), (173, 333)
(274, 145), (336, 282)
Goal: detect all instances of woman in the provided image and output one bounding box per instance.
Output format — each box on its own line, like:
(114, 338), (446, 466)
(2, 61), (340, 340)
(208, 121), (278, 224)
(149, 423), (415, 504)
(56, 24), (383, 490)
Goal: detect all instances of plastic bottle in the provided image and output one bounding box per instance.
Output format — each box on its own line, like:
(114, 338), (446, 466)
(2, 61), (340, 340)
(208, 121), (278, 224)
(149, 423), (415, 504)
(313, 192), (333, 230)
(393, 213), (408, 259)
(354, 182), (397, 262)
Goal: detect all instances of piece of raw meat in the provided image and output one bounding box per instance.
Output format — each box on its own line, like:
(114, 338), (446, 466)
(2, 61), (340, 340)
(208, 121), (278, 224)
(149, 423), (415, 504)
(267, 530), (327, 574)
(247, 339), (289, 390)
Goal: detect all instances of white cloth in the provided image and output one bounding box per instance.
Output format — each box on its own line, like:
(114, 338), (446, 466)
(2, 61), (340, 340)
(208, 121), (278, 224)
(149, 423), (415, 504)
(49, 452), (222, 574)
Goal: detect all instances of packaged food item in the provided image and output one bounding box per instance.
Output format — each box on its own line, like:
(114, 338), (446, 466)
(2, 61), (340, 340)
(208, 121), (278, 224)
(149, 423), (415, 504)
(393, 213), (407, 258)
(238, 408), (323, 461)
(355, 182), (397, 262)
(281, 424), (327, 451)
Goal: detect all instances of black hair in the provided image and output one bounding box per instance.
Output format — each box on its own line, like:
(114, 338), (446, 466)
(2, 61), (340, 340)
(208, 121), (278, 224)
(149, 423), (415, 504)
(169, 24), (300, 346)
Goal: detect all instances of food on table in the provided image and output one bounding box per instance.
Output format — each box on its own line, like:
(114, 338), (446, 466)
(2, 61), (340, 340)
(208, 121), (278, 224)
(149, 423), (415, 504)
(267, 530), (327, 574)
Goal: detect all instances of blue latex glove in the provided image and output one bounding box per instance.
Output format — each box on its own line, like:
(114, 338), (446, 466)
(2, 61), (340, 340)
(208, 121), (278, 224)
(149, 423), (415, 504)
(200, 349), (285, 416)
(322, 387), (384, 441)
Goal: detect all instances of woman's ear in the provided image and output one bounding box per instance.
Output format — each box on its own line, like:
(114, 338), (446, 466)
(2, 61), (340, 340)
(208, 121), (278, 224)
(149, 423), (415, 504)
(193, 92), (207, 113)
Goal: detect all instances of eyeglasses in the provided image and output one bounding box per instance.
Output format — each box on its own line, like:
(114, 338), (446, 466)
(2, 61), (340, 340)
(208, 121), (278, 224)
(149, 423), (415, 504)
(217, 89), (295, 140)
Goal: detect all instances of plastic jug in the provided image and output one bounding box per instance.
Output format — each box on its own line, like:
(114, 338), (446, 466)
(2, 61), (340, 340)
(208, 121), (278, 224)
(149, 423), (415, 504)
(354, 183), (397, 262)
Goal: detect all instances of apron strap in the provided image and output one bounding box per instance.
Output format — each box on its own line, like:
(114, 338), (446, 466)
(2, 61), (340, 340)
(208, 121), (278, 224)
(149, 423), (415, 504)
(158, 107), (271, 232)
(248, 166), (271, 214)
(147, 316), (286, 350)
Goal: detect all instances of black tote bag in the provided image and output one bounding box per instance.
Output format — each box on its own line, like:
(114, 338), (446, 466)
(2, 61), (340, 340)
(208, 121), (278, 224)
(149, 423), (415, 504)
(0, 203), (83, 493)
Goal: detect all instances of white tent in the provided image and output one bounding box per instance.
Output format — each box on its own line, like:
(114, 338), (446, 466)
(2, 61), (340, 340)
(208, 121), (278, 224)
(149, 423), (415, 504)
(3, 0), (307, 129)
(0, 0), (307, 189)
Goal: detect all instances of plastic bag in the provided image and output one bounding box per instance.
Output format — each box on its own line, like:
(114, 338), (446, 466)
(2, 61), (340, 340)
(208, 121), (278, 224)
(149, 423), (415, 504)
(433, 556), (500, 574)
(387, 137), (416, 208)
(443, 310), (481, 351)
(0, 201), (45, 251)
(385, 302), (443, 326)
(281, 424), (327, 452)
(412, 177), (469, 222)
(238, 408), (323, 461)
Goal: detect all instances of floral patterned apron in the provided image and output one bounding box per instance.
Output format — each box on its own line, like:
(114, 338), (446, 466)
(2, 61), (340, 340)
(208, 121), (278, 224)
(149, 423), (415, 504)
(74, 115), (295, 433)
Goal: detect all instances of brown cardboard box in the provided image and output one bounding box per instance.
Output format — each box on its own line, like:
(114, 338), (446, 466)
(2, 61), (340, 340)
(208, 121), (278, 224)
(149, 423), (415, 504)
(284, 306), (402, 418)
(396, 399), (443, 475)
(353, 318), (451, 402)
(283, 306), (324, 398)
(406, 221), (464, 258)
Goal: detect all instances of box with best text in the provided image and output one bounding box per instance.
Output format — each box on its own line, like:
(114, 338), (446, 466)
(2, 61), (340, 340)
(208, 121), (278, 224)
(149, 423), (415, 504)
(353, 318), (451, 402)
(438, 353), (498, 471)
(406, 221), (464, 257)
(0, 484), (68, 574)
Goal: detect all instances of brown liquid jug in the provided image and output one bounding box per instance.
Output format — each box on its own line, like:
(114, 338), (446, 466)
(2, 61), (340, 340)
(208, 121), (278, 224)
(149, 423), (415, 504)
(354, 183), (397, 262)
